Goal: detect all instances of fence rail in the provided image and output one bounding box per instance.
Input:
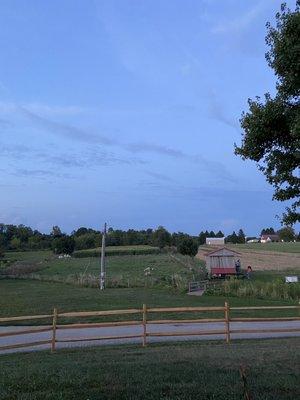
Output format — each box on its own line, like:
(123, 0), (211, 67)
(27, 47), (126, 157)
(0, 303), (300, 352)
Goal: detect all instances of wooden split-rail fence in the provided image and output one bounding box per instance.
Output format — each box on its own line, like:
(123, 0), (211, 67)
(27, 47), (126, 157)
(0, 303), (300, 352)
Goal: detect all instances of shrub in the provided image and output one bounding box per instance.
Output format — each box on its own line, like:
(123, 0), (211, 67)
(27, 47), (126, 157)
(218, 279), (300, 301)
(177, 239), (198, 257)
(73, 247), (161, 258)
(52, 236), (75, 255)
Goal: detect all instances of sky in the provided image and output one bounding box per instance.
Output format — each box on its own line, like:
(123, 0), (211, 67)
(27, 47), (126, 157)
(0, 0), (298, 236)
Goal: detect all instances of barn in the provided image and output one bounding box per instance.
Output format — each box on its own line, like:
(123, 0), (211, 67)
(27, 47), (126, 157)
(205, 247), (241, 277)
(205, 237), (225, 245)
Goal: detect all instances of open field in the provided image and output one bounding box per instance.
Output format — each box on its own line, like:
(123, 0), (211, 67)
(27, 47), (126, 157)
(1, 247), (300, 322)
(197, 243), (300, 271)
(0, 338), (299, 399)
(1, 252), (204, 289)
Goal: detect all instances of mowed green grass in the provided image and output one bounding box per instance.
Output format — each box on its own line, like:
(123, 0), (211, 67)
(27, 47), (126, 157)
(1, 279), (299, 323)
(1, 339), (299, 400)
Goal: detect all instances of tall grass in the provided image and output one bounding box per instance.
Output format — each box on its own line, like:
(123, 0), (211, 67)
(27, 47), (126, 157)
(213, 278), (300, 301)
(1, 271), (193, 291)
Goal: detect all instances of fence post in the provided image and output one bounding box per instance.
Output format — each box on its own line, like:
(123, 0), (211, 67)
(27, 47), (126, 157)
(142, 304), (147, 347)
(224, 301), (230, 344)
(51, 308), (58, 353)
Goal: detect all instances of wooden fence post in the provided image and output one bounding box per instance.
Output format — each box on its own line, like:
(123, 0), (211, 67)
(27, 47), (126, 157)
(142, 304), (147, 347)
(51, 308), (58, 353)
(225, 302), (230, 344)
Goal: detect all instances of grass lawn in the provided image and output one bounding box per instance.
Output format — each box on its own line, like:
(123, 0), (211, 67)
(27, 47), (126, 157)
(0, 338), (299, 399)
(1, 279), (299, 324)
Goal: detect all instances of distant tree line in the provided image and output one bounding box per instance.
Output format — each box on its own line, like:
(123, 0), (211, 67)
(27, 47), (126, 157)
(0, 223), (299, 257)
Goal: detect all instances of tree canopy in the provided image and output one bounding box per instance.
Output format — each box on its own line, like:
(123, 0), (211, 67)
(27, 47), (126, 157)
(235, 2), (300, 225)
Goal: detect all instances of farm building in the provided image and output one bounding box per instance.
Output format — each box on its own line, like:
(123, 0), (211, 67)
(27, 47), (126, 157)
(261, 234), (280, 243)
(205, 247), (241, 277)
(205, 237), (225, 245)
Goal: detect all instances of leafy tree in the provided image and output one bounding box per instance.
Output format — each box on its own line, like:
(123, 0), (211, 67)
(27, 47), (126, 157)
(152, 226), (171, 249)
(198, 231), (207, 245)
(10, 237), (21, 250)
(238, 229), (246, 243)
(73, 227), (89, 237)
(74, 233), (97, 250)
(177, 238), (198, 257)
(51, 226), (63, 238)
(106, 229), (124, 246)
(52, 236), (75, 255)
(277, 226), (295, 241)
(172, 232), (190, 247)
(226, 231), (239, 244)
(215, 230), (224, 238)
(0, 245), (5, 258)
(235, 2), (300, 225)
(261, 227), (276, 235)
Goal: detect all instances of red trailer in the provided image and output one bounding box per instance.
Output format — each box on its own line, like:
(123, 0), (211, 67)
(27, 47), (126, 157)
(205, 247), (241, 278)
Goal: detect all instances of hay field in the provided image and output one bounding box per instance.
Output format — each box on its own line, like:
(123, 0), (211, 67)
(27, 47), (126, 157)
(197, 244), (300, 271)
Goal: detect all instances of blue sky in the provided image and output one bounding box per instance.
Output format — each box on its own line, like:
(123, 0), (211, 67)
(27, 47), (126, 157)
(0, 0), (298, 235)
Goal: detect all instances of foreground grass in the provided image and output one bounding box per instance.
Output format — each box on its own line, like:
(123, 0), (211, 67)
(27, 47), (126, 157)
(1, 279), (299, 324)
(0, 339), (299, 399)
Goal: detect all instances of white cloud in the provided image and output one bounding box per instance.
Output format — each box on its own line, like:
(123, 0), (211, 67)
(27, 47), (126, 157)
(211, 1), (267, 34)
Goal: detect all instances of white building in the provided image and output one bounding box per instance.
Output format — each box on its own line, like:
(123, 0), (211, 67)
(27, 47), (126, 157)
(206, 237), (225, 246)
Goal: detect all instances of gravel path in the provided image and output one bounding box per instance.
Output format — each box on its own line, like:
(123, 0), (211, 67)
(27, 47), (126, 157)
(1, 321), (300, 354)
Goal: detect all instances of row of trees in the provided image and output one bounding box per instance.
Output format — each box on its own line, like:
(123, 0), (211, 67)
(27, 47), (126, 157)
(261, 226), (300, 242)
(1, 223), (300, 256)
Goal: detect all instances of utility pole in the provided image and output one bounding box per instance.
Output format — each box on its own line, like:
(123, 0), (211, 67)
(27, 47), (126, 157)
(100, 222), (107, 290)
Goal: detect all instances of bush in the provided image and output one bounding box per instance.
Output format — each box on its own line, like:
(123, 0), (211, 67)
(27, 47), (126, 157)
(216, 278), (300, 301)
(52, 236), (75, 255)
(73, 247), (161, 258)
(177, 239), (198, 257)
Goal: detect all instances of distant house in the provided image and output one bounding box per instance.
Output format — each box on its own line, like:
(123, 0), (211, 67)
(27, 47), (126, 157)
(206, 237), (225, 246)
(260, 234), (280, 243)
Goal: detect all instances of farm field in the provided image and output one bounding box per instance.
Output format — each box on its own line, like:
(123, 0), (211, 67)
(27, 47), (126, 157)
(1, 251), (204, 289)
(1, 338), (299, 399)
(233, 242), (300, 253)
(197, 243), (300, 271)
(1, 246), (300, 321)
